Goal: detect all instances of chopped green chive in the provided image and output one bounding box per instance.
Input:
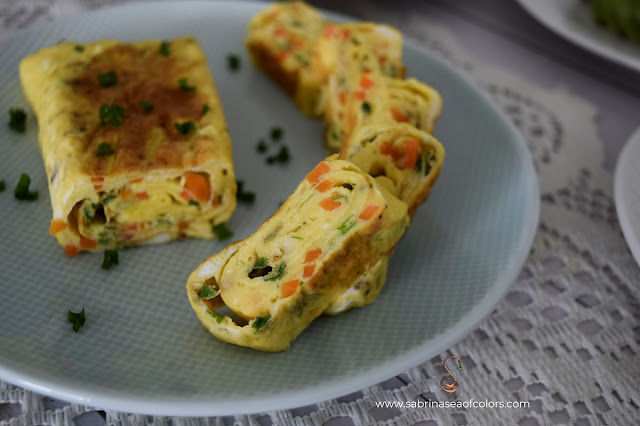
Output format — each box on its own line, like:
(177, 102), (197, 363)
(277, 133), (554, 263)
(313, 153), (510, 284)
(294, 54), (309, 66)
(102, 250), (119, 270)
(202, 104), (210, 115)
(83, 205), (94, 220)
(207, 309), (225, 323)
(188, 199), (200, 207)
(74, 45), (84, 52)
(159, 40), (170, 56)
(252, 257), (269, 272)
(14, 173), (38, 201)
(270, 127), (283, 141)
(266, 146), (290, 165)
(291, 235), (303, 240)
(174, 121), (196, 135)
(97, 70), (118, 87)
(236, 180), (256, 204)
(252, 315), (270, 331)
(101, 194), (116, 205)
(265, 263), (285, 281)
(199, 285), (219, 300)
(177, 77), (196, 92)
(416, 151), (433, 176)
(97, 142), (112, 157)
(338, 215), (356, 235)
(68, 308), (85, 332)
(361, 102), (372, 114)
(227, 54), (241, 72)
(331, 195), (348, 202)
(99, 104), (124, 128)
(256, 140), (268, 153)
(9, 108), (26, 133)
(0, 180), (5, 191)
(139, 101), (154, 112)
(212, 223), (233, 241)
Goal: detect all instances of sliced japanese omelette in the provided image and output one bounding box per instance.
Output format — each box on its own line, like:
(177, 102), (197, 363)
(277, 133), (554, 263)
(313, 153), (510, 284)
(187, 157), (409, 351)
(19, 36), (236, 253)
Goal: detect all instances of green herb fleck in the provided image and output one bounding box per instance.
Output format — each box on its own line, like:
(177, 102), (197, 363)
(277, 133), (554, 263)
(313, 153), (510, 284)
(177, 77), (196, 92)
(416, 151), (434, 176)
(294, 53), (309, 66)
(188, 199), (200, 207)
(254, 257), (268, 270)
(256, 140), (268, 153)
(83, 205), (94, 220)
(97, 70), (118, 87)
(68, 308), (85, 332)
(291, 235), (303, 240)
(266, 146), (290, 165)
(159, 40), (170, 56)
(298, 193), (315, 209)
(97, 142), (112, 157)
(227, 54), (241, 72)
(207, 309), (225, 323)
(361, 101), (372, 115)
(199, 285), (219, 300)
(292, 20), (303, 28)
(252, 315), (270, 331)
(174, 121), (196, 135)
(331, 195), (348, 202)
(102, 250), (119, 270)
(0, 180), (5, 191)
(202, 104), (210, 115)
(265, 263), (285, 281)
(14, 173), (38, 201)
(299, 281), (304, 286)
(101, 194), (116, 205)
(212, 223), (233, 241)
(139, 100), (154, 112)
(270, 127), (283, 141)
(338, 215), (356, 235)
(99, 104), (124, 128)
(9, 108), (26, 133)
(331, 129), (341, 141)
(236, 180), (256, 204)
(74, 45), (84, 52)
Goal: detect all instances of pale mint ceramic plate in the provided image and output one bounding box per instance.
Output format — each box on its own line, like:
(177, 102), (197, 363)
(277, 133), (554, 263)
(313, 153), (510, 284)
(615, 126), (640, 269)
(516, 0), (640, 71)
(0, 1), (539, 416)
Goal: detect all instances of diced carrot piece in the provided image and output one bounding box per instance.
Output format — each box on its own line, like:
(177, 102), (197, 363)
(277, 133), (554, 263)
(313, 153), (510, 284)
(130, 177), (143, 184)
(303, 263), (316, 278)
(338, 91), (346, 105)
(404, 138), (419, 169)
(183, 172), (210, 202)
(304, 248), (322, 263)
(354, 90), (367, 101)
(306, 161), (331, 184)
(358, 205), (379, 220)
(178, 221), (190, 232)
(316, 179), (333, 192)
(49, 220), (67, 235)
(135, 192), (149, 200)
(277, 50), (290, 62)
(391, 108), (409, 123)
(93, 185), (103, 191)
(119, 189), (131, 199)
(379, 55), (387, 64)
(360, 75), (375, 89)
(280, 279), (300, 299)
(180, 190), (192, 201)
(65, 245), (79, 256)
(380, 141), (395, 156)
(323, 24), (339, 38)
(341, 28), (351, 40)
(274, 27), (287, 37)
(79, 236), (97, 249)
(320, 198), (341, 211)
(211, 195), (221, 207)
(290, 36), (304, 49)
(90, 176), (104, 183)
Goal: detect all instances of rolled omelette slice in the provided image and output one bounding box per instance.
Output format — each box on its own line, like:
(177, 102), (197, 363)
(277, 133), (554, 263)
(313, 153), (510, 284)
(385, 77), (443, 135)
(246, 1), (328, 117)
(19, 37), (236, 253)
(187, 157), (410, 351)
(341, 123), (445, 217)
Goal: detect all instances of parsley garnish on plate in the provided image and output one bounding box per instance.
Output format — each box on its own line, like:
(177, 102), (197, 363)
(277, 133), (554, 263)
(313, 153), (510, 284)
(97, 70), (118, 87)
(102, 250), (119, 270)
(139, 101), (154, 113)
(174, 120), (196, 135)
(14, 173), (38, 201)
(227, 54), (241, 72)
(256, 140), (268, 153)
(252, 316), (270, 331)
(97, 142), (112, 157)
(266, 146), (290, 165)
(212, 223), (233, 241)
(177, 77), (196, 92)
(0, 180), (5, 192)
(199, 285), (219, 300)
(99, 104), (124, 128)
(68, 308), (85, 332)
(159, 40), (170, 56)
(9, 108), (26, 133)
(270, 126), (283, 141)
(236, 180), (256, 203)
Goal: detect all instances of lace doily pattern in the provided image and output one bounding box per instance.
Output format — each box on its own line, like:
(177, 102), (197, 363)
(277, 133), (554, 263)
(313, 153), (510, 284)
(2, 1), (639, 425)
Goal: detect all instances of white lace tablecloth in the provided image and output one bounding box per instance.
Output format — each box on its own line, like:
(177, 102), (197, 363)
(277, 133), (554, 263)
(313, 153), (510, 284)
(1, 1), (639, 425)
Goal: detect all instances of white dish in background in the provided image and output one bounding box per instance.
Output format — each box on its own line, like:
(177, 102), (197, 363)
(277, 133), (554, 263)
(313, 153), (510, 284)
(615, 126), (640, 268)
(516, 0), (640, 71)
(0, 1), (539, 416)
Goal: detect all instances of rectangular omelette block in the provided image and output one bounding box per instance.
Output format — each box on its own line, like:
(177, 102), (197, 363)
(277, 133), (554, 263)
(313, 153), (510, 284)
(187, 157), (409, 351)
(19, 36), (236, 253)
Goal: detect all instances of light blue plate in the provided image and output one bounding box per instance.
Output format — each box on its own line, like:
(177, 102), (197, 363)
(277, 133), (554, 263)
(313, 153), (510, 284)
(0, 1), (539, 416)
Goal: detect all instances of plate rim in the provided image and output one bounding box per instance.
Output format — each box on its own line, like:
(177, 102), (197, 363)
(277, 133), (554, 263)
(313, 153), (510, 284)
(515, 0), (640, 72)
(615, 126), (640, 268)
(0, 0), (540, 416)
